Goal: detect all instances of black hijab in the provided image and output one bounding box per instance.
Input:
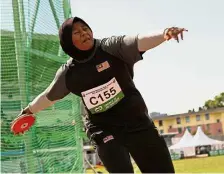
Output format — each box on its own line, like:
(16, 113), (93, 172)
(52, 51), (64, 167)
(59, 17), (95, 62)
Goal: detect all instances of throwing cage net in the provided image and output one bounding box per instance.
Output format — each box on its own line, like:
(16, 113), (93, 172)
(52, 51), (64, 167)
(1, 0), (85, 173)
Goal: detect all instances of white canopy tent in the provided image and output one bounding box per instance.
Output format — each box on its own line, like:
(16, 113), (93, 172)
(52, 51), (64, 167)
(169, 129), (193, 149)
(169, 126), (224, 157)
(186, 126), (224, 148)
(169, 129), (195, 156)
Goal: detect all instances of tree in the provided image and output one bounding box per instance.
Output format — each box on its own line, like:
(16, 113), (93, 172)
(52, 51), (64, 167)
(204, 100), (216, 109)
(204, 92), (224, 109)
(214, 93), (224, 107)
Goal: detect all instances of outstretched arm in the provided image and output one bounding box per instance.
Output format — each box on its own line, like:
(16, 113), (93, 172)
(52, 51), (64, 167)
(101, 27), (188, 65)
(138, 27), (188, 52)
(137, 32), (165, 52)
(22, 91), (57, 114)
(21, 62), (71, 114)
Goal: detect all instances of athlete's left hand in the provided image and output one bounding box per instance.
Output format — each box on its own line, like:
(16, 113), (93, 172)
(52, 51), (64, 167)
(164, 27), (188, 43)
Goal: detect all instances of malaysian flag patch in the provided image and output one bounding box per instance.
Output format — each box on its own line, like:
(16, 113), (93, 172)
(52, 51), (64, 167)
(96, 61), (110, 72)
(103, 135), (114, 143)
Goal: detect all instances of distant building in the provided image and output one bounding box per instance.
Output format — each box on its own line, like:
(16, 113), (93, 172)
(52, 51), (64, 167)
(150, 112), (167, 118)
(152, 107), (224, 138)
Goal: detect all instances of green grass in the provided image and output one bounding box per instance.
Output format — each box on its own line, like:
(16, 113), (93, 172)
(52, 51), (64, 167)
(87, 156), (224, 173)
(134, 155), (224, 173)
(172, 156), (224, 173)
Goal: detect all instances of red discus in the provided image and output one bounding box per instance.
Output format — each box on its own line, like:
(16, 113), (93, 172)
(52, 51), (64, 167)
(11, 114), (35, 135)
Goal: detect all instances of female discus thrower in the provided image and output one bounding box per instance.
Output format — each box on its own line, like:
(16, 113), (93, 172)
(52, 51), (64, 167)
(12, 17), (187, 173)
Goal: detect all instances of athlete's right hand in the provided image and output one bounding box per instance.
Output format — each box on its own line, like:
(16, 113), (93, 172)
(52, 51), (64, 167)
(19, 106), (33, 116)
(11, 106), (34, 135)
(15, 107), (33, 120)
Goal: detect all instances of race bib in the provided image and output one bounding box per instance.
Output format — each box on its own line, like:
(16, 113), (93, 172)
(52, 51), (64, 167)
(81, 78), (124, 114)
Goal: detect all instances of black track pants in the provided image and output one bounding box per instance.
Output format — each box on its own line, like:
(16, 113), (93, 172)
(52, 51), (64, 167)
(91, 125), (175, 173)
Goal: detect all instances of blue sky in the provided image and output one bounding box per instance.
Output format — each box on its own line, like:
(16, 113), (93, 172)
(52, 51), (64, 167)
(71, 0), (224, 115)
